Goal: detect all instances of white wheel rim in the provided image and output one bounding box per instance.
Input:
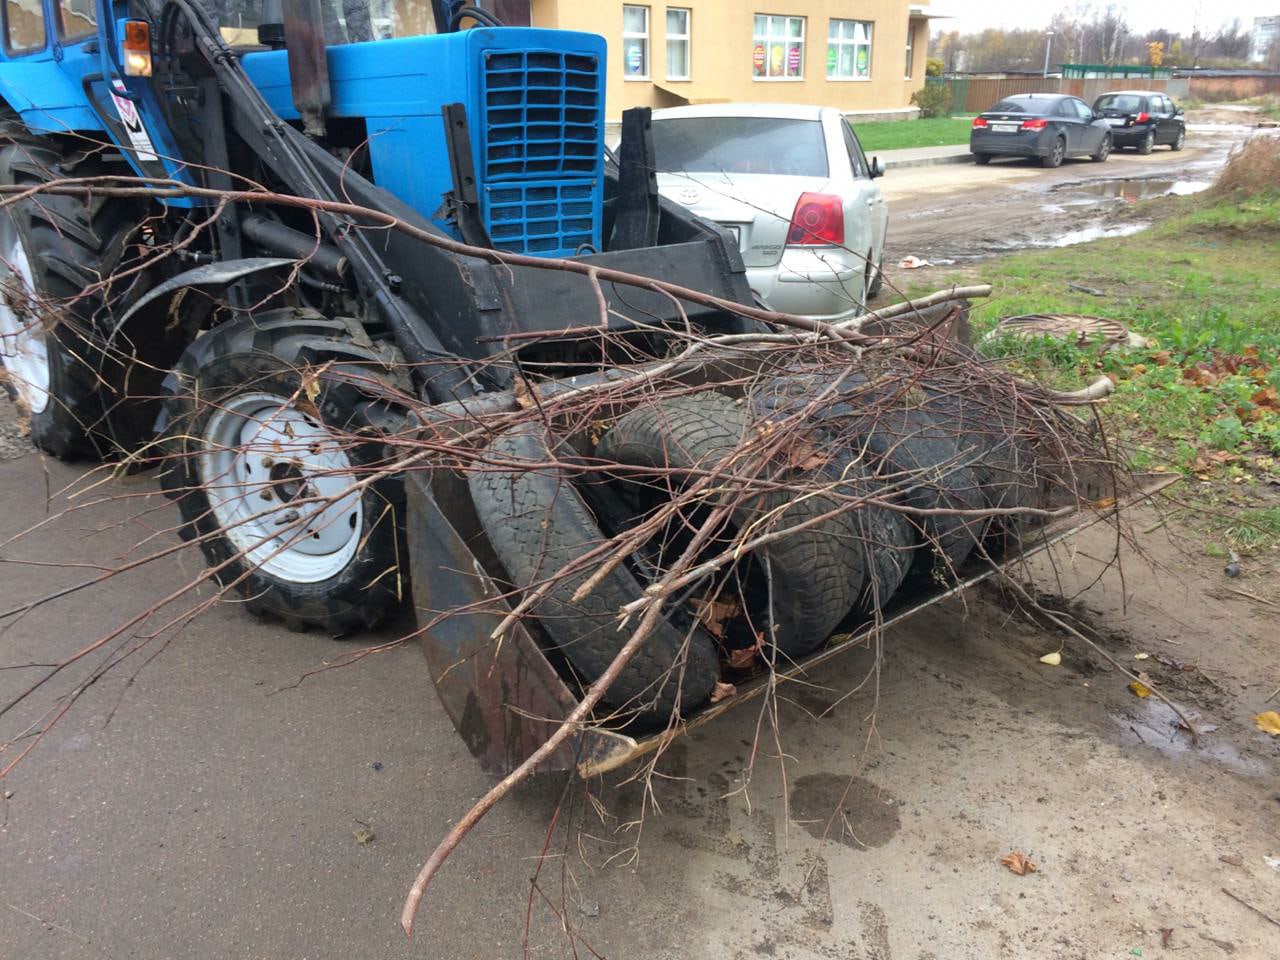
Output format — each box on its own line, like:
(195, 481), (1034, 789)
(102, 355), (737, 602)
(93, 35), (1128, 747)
(0, 219), (51, 415)
(199, 391), (364, 583)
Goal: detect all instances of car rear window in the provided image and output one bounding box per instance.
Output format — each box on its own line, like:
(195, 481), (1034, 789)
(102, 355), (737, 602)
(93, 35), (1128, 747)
(1096, 94), (1145, 113)
(988, 97), (1060, 114)
(651, 117), (829, 177)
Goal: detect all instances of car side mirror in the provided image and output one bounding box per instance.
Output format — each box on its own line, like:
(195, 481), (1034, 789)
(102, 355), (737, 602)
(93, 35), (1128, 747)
(870, 157), (886, 179)
(1176, 108), (1184, 116)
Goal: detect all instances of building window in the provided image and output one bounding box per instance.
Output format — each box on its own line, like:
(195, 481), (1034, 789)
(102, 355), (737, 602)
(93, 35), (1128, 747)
(904, 22), (914, 78)
(666, 7), (690, 80)
(623, 5), (650, 80)
(828, 19), (872, 80)
(753, 14), (805, 81)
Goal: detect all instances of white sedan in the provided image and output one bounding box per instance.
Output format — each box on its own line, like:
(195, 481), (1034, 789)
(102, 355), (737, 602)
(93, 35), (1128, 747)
(650, 104), (889, 321)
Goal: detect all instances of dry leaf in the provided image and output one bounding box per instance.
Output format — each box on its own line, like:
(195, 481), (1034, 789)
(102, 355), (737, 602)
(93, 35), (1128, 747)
(513, 378), (536, 410)
(710, 681), (737, 704)
(727, 647), (758, 670)
(1092, 497), (1117, 510)
(1253, 711), (1280, 736)
(1000, 851), (1037, 876)
(1039, 652), (1062, 666)
(1128, 680), (1152, 699)
(1134, 652), (1150, 661)
(693, 597), (740, 640)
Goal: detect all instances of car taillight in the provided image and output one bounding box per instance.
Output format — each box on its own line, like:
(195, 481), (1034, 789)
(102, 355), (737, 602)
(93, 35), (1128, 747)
(1021, 118), (1048, 130)
(787, 193), (844, 246)
(1136, 111), (1150, 123)
(972, 116), (989, 128)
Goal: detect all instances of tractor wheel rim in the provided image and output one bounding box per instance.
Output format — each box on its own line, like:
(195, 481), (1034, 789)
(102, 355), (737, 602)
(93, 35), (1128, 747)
(0, 220), (51, 416)
(199, 391), (364, 583)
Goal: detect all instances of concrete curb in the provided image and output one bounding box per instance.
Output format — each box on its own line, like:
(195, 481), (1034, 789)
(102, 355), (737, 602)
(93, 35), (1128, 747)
(880, 150), (974, 171)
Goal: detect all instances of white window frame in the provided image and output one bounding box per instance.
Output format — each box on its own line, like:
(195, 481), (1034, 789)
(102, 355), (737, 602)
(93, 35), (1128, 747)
(905, 22), (914, 79)
(665, 7), (691, 81)
(622, 4), (650, 81)
(827, 18), (873, 82)
(753, 14), (806, 82)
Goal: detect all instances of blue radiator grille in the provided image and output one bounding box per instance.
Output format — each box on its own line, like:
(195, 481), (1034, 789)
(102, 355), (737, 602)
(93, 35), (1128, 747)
(485, 181), (596, 256)
(480, 50), (602, 181)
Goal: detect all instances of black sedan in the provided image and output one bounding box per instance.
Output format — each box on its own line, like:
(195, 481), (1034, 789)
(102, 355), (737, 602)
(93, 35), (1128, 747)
(970, 94), (1111, 168)
(1092, 90), (1186, 154)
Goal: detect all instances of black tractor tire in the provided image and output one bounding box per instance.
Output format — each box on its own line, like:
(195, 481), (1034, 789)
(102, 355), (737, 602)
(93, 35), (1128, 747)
(920, 389), (1041, 555)
(157, 310), (409, 636)
(1170, 128), (1186, 152)
(1137, 130), (1155, 155)
(468, 423), (721, 720)
(1091, 134), (1112, 163)
(596, 393), (865, 659)
(1040, 137), (1066, 168)
(0, 117), (152, 459)
(973, 153), (993, 165)
(751, 373), (986, 581)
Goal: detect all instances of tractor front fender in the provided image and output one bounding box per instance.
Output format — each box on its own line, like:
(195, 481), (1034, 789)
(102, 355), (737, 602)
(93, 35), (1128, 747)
(113, 257), (295, 331)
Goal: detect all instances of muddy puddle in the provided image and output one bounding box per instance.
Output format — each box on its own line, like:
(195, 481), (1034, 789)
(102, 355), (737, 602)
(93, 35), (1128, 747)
(1055, 177), (1211, 202)
(1109, 698), (1271, 778)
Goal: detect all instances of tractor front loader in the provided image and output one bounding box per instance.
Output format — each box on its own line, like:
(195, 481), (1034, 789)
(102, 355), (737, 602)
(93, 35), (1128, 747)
(0, 0), (1163, 777)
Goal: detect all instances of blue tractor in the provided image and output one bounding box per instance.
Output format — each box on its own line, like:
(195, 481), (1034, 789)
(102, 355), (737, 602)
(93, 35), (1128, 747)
(0, 0), (753, 636)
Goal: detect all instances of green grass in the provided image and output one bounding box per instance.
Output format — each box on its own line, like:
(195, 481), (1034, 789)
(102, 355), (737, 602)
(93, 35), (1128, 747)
(853, 116), (975, 153)
(969, 190), (1280, 499)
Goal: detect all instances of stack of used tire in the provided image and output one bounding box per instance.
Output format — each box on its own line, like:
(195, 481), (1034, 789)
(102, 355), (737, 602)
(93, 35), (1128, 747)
(467, 378), (1044, 725)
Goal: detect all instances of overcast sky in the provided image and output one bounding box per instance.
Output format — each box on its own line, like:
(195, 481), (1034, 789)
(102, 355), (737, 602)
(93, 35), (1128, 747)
(937, 1), (1273, 35)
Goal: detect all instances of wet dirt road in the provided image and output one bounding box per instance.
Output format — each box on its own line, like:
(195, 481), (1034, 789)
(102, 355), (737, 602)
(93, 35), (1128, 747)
(879, 122), (1257, 270)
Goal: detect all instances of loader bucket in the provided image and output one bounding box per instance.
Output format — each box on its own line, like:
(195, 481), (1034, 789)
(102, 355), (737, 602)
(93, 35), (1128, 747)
(405, 365), (1175, 779)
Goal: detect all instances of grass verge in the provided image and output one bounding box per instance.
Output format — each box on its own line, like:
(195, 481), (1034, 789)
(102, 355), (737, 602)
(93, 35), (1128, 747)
(967, 138), (1280, 552)
(853, 116), (975, 153)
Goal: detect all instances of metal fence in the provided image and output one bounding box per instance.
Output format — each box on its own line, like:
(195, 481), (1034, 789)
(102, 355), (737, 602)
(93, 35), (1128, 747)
(927, 76), (1192, 115)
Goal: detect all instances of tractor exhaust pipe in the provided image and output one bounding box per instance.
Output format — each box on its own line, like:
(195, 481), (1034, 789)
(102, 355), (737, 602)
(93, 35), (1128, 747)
(274, 0), (331, 138)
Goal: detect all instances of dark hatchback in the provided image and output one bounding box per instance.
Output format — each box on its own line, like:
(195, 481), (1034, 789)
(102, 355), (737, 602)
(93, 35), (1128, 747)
(970, 93), (1112, 168)
(1092, 90), (1186, 153)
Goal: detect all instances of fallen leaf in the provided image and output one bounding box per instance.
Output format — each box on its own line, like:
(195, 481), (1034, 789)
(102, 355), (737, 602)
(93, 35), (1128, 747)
(1134, 653), (1150, 661)
(693, 596), (740, 640)
(710, 681), (737, 704)
(513, 378), (536, 410)
(1000, 851), (1037, 876)
(727, 647), (758, 670)
(1092, 497), (1117, 510)
(1161, 929), (1173, 948)
(1128, 680), (1152, 699)
(1039, 652), (1062, 666)
(1253, 711), (1280, 736)
(1219, 854), (1244, 867)
(353, 827), (375, 845)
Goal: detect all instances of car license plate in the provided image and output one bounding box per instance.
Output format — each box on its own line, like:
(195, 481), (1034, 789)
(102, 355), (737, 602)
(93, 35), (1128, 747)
(1107, 118), (1126, 127)
(990, 122), (1019, 133)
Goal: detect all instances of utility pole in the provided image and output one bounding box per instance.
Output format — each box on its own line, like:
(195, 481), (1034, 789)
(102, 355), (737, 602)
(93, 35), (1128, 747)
(1043, 30), (1055, 77)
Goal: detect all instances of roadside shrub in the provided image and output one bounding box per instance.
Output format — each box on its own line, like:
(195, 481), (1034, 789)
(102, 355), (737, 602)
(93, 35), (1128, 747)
(910, 84), (952, 119)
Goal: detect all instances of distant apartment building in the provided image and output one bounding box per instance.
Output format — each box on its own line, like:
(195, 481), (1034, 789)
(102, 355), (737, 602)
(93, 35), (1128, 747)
(496, 1), (947, 120)
(1250, 15), (1280, 62)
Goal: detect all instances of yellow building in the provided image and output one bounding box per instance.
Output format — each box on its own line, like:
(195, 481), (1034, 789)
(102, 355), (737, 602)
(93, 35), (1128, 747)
(513, 2), (942, 121)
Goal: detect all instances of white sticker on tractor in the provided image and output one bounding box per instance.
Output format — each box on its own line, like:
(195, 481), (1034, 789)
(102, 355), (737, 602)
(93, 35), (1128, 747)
(110, 81), (158, 163)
